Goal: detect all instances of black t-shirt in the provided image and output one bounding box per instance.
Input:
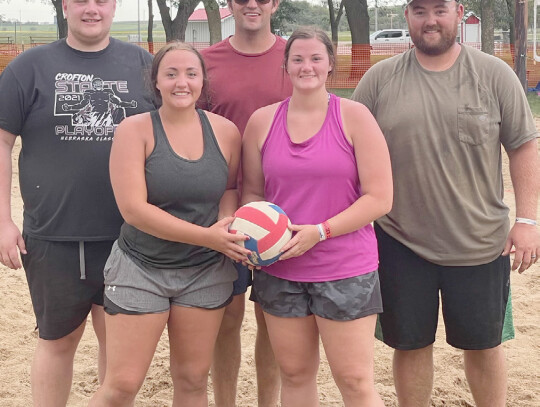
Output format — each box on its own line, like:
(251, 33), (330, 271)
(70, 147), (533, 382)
(0, 38), (155, 240)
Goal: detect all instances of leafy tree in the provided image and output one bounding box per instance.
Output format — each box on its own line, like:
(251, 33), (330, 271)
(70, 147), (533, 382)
(156, 0), (200, 41)
(147, 0), (154, 53)
(274, 1), (332, 33)
(203, 0), (222, 44)
(514, 0), (527, 89)
(49, 0), (67, 38)
(462, 0), (508, 28)
(504, 0), (514, 45)
(480, 0), (494, 54)
(368, 4), (407, 31)
(343, 0), (370, 79)
(461, 0), (521, 46)
(271, 0), (302, 34)
(328, 0), (345, 47)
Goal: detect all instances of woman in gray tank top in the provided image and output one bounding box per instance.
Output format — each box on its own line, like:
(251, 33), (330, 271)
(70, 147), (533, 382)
(89, 42), (250, 406)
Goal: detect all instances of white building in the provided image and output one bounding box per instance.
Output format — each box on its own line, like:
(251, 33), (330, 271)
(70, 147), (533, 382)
(459, 12), (481, 44)
(185, 8), (234, 44)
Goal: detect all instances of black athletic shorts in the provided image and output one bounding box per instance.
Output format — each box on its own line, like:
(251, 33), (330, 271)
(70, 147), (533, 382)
(374, 224), (514, 351)
(233, 262), (252, 296)
(21, 235), (114, 340)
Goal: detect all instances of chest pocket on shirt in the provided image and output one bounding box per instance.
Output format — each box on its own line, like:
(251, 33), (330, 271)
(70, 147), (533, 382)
(457, 106), (489, 146)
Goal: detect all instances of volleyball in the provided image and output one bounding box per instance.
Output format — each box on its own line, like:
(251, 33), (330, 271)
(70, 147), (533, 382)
(229, 201), (292, 266)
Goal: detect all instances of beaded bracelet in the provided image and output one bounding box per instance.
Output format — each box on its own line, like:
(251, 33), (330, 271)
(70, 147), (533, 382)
(322, 221), (332, 240)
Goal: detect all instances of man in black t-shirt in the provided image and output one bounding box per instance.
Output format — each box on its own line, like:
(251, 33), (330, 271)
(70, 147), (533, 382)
(0, 0), (154, 404)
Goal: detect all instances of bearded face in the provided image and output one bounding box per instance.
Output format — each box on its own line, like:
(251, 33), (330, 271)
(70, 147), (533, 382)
(406, 0), (463, 56)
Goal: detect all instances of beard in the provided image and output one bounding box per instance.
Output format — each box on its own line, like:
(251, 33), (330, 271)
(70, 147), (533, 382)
(411, 24), (458, 56)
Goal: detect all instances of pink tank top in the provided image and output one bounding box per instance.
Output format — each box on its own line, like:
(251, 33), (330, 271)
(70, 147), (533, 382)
(261, 93), (379, 282)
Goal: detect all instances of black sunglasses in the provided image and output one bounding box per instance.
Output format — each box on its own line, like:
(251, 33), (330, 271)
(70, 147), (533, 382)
(233, 0), (272, 5)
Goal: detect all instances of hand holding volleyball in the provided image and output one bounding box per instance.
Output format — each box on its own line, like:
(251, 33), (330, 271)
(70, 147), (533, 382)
(206, 217), (251, 262)
(277, 223), (323, 261)
(229, 201), (292, 266)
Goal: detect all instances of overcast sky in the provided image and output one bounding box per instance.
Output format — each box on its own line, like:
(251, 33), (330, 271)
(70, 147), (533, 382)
(1, 0), (374, 24)
(1, 0), (183, 24)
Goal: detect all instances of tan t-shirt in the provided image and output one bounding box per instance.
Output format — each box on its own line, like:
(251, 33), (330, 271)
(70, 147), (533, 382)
(353, 45), (537, 266)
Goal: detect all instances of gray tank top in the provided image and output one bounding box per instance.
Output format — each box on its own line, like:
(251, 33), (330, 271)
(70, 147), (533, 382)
(118, 109), (229, 268)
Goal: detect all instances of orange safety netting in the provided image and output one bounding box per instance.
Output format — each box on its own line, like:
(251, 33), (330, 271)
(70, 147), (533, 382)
(1, 41), (539, 90)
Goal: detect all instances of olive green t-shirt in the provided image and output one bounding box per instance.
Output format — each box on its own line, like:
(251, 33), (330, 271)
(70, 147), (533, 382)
(353, 45), (537, 266)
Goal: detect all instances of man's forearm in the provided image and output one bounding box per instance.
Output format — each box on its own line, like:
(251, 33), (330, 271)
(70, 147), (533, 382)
(0, 130), (16, 223)
(508, 139), (540, 219)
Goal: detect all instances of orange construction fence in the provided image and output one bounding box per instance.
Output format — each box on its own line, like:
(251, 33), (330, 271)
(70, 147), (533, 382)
(1, 41), (540, 90)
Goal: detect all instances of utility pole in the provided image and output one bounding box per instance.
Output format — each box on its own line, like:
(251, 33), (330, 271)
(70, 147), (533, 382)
(375, 0), (378, 31)
(137, 0), (141, 42)
(514, 0), (527, 91)
(388, 13), (397, 29)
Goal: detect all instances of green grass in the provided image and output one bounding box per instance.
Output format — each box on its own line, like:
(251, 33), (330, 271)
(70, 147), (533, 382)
(526, 92), (540, 117)
(0, 21), (169, 45)
(0, 21), (352, 46)
(328, 88), (354, 98)
(337, 31), (352, 43)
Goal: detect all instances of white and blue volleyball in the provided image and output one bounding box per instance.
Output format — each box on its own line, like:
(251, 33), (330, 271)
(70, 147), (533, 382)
(229, 201), (292, 266)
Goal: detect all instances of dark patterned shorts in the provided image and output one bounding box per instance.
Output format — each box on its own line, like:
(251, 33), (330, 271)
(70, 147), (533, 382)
(252, 270), (382, 321)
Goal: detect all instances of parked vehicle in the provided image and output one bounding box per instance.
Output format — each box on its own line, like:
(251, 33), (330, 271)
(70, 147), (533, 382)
(370, 29), (413, 54)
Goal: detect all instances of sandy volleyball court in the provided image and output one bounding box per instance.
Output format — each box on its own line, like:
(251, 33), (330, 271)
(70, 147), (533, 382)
(0, 135), (538, 406)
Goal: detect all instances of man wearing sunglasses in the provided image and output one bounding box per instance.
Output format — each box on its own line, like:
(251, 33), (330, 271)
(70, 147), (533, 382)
(200, 0), (292, 405)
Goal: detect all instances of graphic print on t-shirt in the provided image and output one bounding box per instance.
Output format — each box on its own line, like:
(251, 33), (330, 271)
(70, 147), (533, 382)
(54, 73), (138, 141)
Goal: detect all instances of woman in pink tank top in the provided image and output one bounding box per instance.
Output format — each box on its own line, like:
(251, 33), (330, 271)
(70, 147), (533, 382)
(242, 28), (393, 406)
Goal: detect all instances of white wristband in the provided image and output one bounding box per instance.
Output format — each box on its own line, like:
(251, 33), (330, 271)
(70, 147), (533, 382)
(316, 224), (326, 241)
(515, 217), (537, 226)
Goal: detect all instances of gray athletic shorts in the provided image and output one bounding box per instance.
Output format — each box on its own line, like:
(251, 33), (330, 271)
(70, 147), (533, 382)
(103, 242), (237, 315)
(252, 270), (383, 321)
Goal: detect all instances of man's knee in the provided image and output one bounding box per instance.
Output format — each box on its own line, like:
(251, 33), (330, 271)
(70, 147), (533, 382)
(36, 321), (86, 356)
(464, 345), (506, 366)
(394, 344), (434, 361)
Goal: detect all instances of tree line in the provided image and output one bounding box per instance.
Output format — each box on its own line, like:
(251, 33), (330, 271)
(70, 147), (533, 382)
(0, 0), (530, 87)
(1, 0), (531, 55)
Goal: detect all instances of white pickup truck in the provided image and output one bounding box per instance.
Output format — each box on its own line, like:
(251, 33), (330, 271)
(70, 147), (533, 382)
(370, 29), (413, 54)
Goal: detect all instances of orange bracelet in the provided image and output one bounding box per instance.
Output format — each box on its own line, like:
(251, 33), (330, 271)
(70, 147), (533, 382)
(322, 221), (332, 240)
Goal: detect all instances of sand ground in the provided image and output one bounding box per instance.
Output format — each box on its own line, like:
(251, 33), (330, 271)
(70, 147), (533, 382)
(0, 133), (538, 406)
